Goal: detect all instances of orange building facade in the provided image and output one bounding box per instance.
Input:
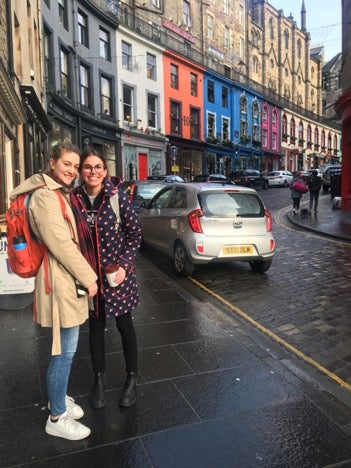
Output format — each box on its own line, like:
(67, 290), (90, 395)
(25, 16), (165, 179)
(163, 50), (206, 180)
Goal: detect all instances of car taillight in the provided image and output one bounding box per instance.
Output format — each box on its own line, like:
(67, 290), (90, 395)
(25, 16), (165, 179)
(188, 209), (203, 233)
(265, 209), (273, 232)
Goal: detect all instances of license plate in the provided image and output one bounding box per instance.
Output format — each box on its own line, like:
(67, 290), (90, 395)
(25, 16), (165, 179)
(222, 245), (253, 255)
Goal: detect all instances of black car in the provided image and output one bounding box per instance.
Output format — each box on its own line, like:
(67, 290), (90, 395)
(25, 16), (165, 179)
(230, 170), (269, 190)
(321, 166), (341, 193)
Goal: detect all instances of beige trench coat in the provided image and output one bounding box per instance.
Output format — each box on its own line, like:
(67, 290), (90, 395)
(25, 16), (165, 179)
(10, 174), (97, 355)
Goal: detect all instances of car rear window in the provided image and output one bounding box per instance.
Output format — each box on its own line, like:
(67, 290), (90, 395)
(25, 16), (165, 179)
(267, 172), (279, 176)
(200, 192), (264, 217)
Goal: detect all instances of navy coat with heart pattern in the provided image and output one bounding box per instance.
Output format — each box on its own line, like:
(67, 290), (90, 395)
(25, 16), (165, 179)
(74, 177), (142, 318)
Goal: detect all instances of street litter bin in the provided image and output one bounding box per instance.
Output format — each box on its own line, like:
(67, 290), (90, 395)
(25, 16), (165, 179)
(330, 170), (341, 199)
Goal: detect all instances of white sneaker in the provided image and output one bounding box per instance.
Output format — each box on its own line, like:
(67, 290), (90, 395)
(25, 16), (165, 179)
(65, 395), (84, 419)
(48, 395), (84, 420)
(45, 411), (91, 440)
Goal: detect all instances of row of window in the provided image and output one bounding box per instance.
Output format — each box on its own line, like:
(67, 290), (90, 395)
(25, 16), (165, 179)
(53, 0), (308, 67)
(43, 1), (336, 150)
(78, 10), (111, 59)
(282, 115), (338, 149)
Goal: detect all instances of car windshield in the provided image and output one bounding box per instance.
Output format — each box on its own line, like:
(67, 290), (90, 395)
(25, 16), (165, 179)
(136, 183), (165, 199)
(122, 182), (165, 201)
(200, 192), (264, 217)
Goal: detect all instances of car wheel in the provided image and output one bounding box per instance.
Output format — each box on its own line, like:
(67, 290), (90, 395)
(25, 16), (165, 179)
(283, 180), (288, 187)
(173, 242), (194, 276)
(263, 181), (268, 190)
(249, 259), (272, 273)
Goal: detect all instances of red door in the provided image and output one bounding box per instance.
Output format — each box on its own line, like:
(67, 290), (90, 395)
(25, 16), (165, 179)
(138, 153), (147, 180)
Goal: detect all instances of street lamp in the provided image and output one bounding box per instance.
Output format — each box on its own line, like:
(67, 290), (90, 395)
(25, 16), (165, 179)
(169, 145), (178, 174)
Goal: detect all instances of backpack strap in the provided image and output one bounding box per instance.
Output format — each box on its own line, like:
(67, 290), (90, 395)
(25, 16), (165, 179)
(55, 190), (77, 244)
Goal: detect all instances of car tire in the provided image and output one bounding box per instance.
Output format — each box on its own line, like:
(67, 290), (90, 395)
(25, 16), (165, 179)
(249, 259), (272, 273)
(283, 180), (288, 188)
(173, 242), (194, 276)
(263, 181), (268, 190)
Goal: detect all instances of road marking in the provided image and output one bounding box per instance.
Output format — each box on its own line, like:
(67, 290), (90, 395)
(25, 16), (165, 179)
(189, 276), (351, 392)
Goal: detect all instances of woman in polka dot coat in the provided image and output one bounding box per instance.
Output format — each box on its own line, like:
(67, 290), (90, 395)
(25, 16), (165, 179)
(73, 148), (142, 410)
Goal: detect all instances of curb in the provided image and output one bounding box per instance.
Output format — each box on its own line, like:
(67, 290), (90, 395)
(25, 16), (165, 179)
(286, 211), (351, 243)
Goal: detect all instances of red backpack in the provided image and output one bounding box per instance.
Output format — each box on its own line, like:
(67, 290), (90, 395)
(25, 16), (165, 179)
(6, 187), (67, 292)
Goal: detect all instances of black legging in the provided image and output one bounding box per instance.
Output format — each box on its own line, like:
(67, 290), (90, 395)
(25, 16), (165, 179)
(89, 312), (138, 374)
(292, 197), (301, 210)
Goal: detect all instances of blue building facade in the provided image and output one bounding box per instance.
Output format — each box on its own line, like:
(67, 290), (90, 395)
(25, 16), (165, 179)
(203, 70), (264, 175)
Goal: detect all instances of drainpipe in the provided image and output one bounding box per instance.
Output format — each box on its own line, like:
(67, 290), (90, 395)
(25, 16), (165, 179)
(6, 0), (15, 78)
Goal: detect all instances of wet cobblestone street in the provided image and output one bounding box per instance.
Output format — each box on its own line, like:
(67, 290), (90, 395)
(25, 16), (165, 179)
(1, 189), (350, 467)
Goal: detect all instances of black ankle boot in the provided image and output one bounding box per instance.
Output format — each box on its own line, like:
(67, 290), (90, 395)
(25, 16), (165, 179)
(119, 372), (137, 408)
(90, 372), (105, 408)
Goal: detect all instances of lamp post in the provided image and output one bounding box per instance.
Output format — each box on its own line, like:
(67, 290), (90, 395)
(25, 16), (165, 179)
(169, 145), (178, 175)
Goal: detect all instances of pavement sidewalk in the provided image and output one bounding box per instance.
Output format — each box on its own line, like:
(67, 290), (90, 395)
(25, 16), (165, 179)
(287, 192), (351, 241)
(0, 196), (351, 467)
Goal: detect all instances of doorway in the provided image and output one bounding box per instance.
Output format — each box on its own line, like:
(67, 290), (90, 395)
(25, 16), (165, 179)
(138, 153), (147, 180)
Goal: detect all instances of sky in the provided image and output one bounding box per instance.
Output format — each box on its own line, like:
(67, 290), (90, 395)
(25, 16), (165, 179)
(270, 0), (342, 61)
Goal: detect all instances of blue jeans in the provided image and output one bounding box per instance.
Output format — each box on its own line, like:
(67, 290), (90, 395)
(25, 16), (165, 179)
(46, 326), (79, 416)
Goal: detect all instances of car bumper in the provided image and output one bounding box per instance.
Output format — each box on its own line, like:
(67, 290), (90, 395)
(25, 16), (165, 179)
(183, 235), (275, 265)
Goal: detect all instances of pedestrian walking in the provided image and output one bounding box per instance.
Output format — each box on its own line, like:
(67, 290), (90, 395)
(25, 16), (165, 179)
(9, 142), (98, 441)
(290, 172), (307, 214)
(307, 169), (322, 212)
(72, 148), (142, 409)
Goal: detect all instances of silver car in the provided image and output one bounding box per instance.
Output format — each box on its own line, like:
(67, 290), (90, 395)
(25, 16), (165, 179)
(267, 170), (294, 187)
(139, 183), (275, 276)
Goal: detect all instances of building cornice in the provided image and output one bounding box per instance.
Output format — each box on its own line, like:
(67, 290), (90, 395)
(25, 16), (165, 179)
(0, 59), (26, 125)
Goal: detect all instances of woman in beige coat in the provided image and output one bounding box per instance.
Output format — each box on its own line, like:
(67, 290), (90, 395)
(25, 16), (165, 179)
(9, 142), (98, 441)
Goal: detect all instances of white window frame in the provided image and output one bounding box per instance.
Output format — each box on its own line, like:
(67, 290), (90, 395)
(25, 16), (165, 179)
(147, 93), (158, 128)
(123, 84), (134, 123)
(182, 0), (191, 27)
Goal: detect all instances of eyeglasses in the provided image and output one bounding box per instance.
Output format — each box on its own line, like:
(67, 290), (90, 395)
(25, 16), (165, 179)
(81, 164), (106, 173)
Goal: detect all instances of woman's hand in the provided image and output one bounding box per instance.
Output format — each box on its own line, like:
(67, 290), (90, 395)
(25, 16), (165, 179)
(87, 282), (98, 297)
(114, 267), (126, 285)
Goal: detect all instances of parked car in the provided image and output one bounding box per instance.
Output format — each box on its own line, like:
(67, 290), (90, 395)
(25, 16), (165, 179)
(147, 175), (185, 182)
(192, 174), (233, 184)
(121, 180), (168, 213)
(321, 165), (342, 192)
(267, 170), (294, 187)
(230, 170), (269, 190)
(139, 183), (275, 276)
